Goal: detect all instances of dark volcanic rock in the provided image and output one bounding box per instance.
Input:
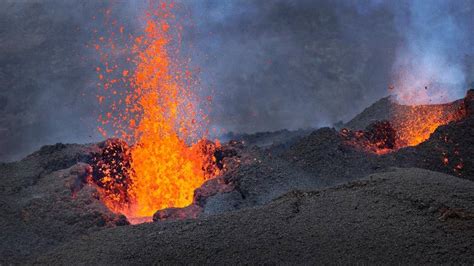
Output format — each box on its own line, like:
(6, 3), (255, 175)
(341, 120), (397, 152)
(153, 205), (203, 222)
(465, 89), (474, 116)
(193, 176), (234, 208)
(0, 146), (127, 264)
(220, 129), (313, 149)
(392, 114), (474, 180)
(89, 139), (134, 208)
(153, 176), (235, 222)
(0, 143), (98, 195)
(90, 139), (133, 190)
(213, 141), (241, 169)
(344, 96), (393, 130)
(364, 120), (397, 149)
(283, 127), (386, 181)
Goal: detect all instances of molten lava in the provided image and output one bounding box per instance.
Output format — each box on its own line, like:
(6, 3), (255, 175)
(387, 78), (466, 148)
(390, 101), (465, 147)
(342, 94), (466, 155)
(93, 2), (219, 222)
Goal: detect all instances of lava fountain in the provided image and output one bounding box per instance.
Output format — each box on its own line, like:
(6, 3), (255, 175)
(92, 2), (219, 223)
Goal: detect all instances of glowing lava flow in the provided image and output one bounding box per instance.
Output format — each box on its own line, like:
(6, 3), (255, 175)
(390, 101), (465, 147)
(93, 2), (218, 222)
(387, 71), (466, 148)
(342, 91), (465, 155)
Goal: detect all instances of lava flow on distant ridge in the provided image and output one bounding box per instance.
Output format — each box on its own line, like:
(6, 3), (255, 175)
(341, 88), (466, 155)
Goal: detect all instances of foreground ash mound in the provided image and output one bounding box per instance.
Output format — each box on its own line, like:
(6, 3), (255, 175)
(0, 144), (128, 261)
(1, 91), (474, 264)
(35, 169), (474, 264)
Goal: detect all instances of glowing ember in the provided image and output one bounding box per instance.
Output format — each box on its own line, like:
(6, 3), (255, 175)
(93, 2), (219, 222)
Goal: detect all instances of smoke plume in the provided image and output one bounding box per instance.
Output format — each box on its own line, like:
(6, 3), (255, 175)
(390, 1), (474, 104)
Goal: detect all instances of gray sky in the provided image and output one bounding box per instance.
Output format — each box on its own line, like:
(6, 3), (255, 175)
(1, 0), (473, 161)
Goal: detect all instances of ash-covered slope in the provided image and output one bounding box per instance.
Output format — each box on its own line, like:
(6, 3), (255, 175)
(344, 95), (465, 130)
(220, 128), (313, 149)
(344, 96), (393, 130)
(0, 144), (128, 264)
(34, 168), (474, 264)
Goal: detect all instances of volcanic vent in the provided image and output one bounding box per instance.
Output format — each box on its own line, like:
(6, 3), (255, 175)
(90, 3), (220, 223)
(341, 90), (467, 155)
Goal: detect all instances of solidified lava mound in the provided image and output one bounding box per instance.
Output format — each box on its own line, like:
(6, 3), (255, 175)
(89, 139), (134, 212)
(340, 120), (397, 154)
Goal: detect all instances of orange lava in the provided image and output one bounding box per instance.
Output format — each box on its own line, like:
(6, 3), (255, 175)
(342, 96), (465, 155)
(93, 2), (218, 221)
(390, 100), (465, 148)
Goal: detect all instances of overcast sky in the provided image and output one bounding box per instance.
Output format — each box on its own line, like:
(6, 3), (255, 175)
(1, 0), (473, 161)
